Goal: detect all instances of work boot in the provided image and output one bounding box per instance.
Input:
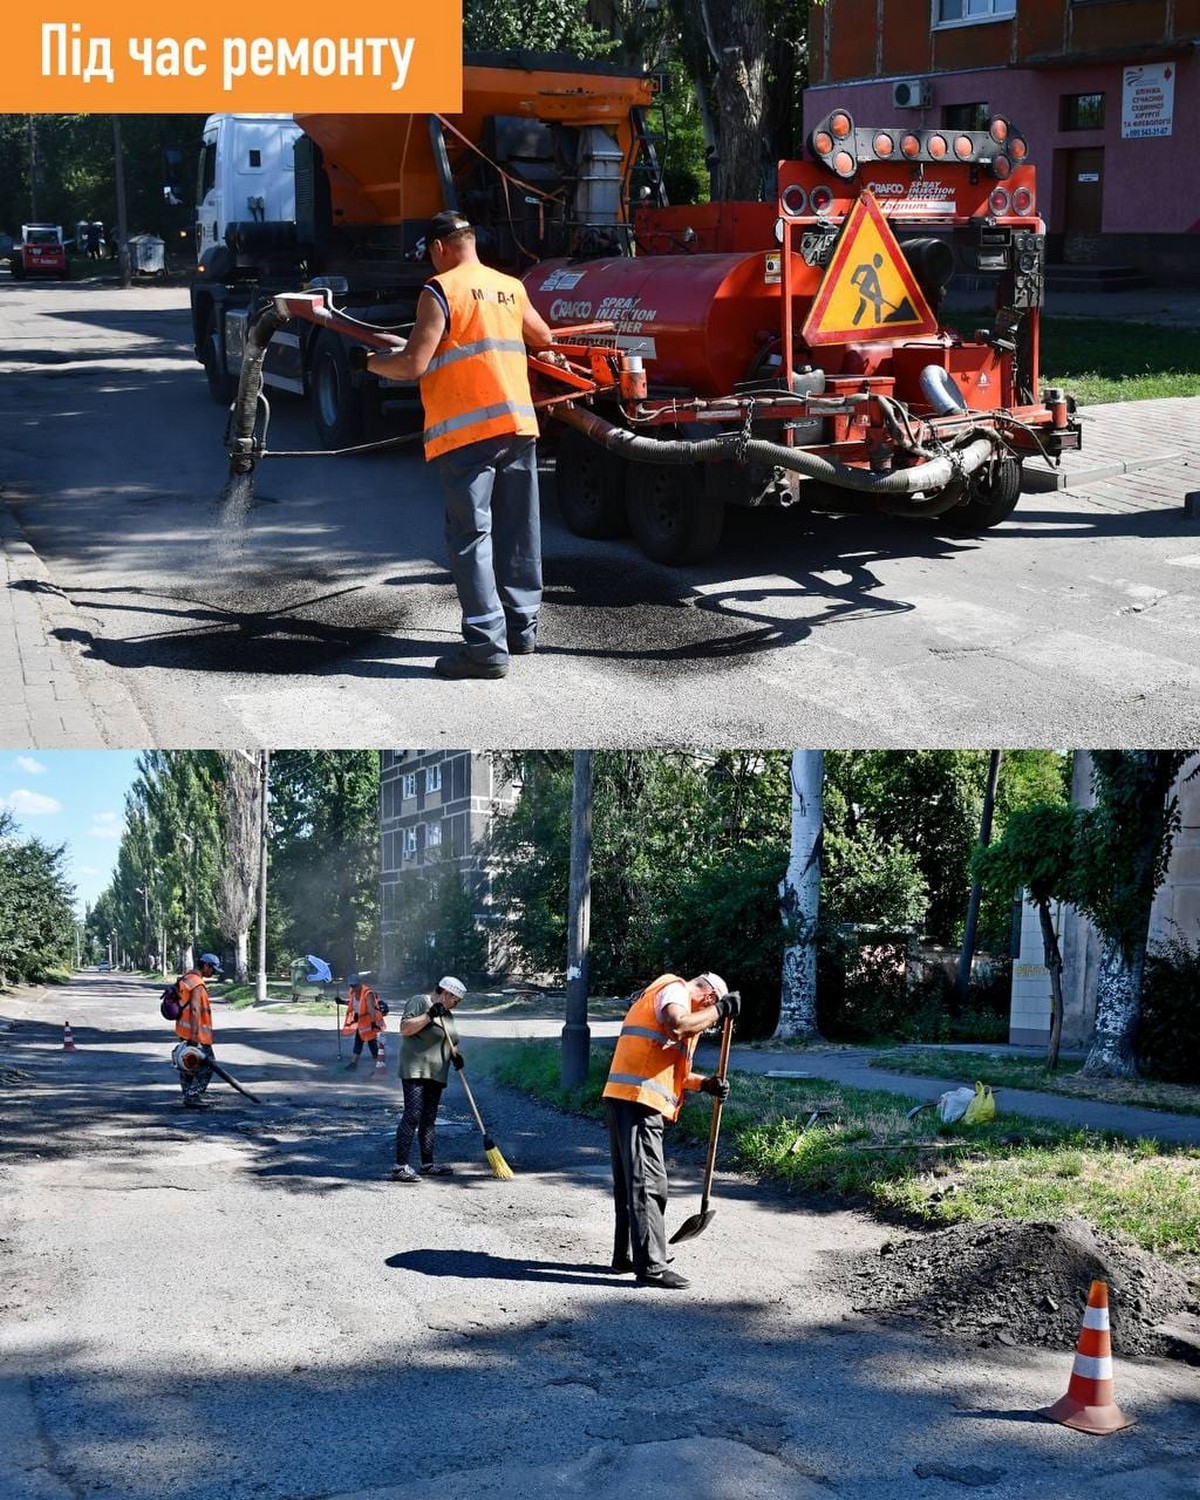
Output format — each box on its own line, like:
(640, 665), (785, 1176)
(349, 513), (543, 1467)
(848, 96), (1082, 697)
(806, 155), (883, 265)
(390, 1164), (419, 1183)
(434, 651), (508, 681)
(635, 1268), (690, 1290)
(506, 632), (536, 656)
(419, 1162), (453, 1176)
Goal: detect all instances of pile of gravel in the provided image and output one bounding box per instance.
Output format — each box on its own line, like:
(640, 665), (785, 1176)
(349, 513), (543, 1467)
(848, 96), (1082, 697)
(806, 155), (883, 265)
(836, 1217), (1197, 1359)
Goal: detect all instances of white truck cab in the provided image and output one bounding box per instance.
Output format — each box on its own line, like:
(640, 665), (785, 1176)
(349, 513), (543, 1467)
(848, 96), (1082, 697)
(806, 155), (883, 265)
(195, 114), (301, 262)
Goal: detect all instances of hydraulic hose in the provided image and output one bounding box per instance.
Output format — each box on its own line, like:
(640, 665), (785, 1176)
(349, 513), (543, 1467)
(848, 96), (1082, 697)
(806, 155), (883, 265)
(554, 404), (999, 513)
(227, 306), (285, 476)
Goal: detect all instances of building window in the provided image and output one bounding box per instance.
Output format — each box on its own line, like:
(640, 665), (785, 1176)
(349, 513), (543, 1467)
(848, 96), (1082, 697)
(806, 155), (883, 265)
(402, 772), (417, 800)
(403, 827), (418, 858)
(1061, 93), (1105, 131)
(428, 821), (443, 849)
(935, 0), (1015, 22)
(944, 102), (989, 131)
(425, 764), (442, 794)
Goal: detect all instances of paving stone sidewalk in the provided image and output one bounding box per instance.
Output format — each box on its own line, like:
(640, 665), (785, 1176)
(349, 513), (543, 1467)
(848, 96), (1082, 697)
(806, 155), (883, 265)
(0, 504), (150, 746)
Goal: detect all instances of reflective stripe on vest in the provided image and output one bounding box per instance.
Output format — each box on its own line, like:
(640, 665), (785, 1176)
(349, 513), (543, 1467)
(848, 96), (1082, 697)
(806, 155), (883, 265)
(602, 974), (696, 1121)
(420, 263), (539, 460)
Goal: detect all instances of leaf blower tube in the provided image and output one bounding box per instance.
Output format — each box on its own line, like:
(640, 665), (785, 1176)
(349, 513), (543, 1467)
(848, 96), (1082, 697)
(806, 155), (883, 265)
(553, 405), (1000, 518)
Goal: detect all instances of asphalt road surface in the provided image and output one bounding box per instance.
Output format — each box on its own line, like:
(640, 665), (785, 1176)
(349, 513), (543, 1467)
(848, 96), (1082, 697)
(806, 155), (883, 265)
(2, 973), (1197, 1500)
(3, 280), (1199, 748)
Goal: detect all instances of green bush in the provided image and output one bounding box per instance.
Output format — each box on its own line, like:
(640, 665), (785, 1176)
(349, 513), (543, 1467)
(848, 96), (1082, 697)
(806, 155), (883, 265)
(818, 930), (952, 1042)
(1139, 935), (1200, 1083)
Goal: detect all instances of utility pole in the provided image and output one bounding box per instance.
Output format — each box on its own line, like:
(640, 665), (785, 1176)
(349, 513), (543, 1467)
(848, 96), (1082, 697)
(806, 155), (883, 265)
(136, 884), (150, 969)
(112, 116), (131, 288)
(775, 750), (823, 1039)
(256, 749), (270, 1004)
(561, 751), (593, 1087)
(956, 750), (1002, 1004)
(27, 117), (39, 219)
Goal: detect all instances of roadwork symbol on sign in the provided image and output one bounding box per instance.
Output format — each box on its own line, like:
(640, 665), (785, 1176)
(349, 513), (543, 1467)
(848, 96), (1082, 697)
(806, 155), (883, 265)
(801, 190), (938, 346)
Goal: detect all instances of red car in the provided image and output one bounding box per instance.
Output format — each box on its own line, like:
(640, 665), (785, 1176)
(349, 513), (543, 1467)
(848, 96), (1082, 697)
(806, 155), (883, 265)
(11, 224), (68, 279)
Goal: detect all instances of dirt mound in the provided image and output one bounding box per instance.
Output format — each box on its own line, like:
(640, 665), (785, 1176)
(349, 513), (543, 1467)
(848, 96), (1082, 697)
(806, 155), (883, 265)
(836, 1217), (1197, 1359)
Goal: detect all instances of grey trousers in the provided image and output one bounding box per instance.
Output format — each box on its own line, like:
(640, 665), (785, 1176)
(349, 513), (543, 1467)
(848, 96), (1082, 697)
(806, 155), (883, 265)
(605, 1097), (670, 1276)
(433, 434), (542, 663)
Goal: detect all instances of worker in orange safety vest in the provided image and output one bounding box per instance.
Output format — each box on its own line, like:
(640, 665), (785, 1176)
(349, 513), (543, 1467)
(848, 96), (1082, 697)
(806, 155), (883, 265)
(361, 211), (562, 682)
(341, 973), (388, 1074)
(174, 952), (221, 1108)
(602, 973), (740, 1289)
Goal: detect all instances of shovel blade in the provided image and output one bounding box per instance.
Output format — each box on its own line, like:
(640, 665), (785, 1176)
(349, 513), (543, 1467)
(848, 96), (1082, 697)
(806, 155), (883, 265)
(668, 1207), (715, 1245)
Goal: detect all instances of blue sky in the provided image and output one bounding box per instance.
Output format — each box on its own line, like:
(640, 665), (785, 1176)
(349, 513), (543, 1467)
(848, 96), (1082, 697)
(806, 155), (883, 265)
(1, 751), (141, 914)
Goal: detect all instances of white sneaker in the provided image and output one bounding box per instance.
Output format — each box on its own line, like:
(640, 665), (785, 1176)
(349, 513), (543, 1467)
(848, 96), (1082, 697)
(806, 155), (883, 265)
(390, 1164), (419, 1182)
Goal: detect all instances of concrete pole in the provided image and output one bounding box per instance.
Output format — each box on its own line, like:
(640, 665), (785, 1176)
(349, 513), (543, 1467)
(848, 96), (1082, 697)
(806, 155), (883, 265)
(561, 750), (593, 1087)
(775, 750), (823, 1039)
(255, 750), (270, 1004)
(956, 750), (1002, 1004)
(111, 116), (131, 288)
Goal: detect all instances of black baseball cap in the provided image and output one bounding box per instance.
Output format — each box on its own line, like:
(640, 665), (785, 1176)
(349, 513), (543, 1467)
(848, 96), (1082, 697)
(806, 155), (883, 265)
(426, 211), (473, 251)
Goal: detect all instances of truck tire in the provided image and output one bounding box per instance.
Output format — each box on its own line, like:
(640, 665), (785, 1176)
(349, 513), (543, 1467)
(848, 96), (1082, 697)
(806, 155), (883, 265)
(201, 310), (236, 405)
(311, 331), (363, 449)
(555, 426), (628, 538)
(950, 456), (1023, 531)
(626, 460), (724, 565)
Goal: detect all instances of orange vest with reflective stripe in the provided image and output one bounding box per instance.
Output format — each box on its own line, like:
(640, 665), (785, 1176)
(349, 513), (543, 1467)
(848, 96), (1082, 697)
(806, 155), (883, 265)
(175, 971), (213, 1046)
(420, 261), (538, 460)
(341, 984), (384, 1041)
(602, 974), (698, 1122)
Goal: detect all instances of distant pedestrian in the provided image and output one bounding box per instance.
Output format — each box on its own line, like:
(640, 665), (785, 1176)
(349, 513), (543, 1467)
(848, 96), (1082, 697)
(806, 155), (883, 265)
(173, 953), (222, 1109)
(603, 973), (739, 1288)
(85, 222), (101, 260)
(341, 973), (387, 1073)
(391, 976), (466, 1181)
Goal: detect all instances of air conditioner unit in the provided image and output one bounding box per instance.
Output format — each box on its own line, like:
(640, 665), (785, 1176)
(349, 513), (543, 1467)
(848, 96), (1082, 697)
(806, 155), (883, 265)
(893, 78), (932, 109)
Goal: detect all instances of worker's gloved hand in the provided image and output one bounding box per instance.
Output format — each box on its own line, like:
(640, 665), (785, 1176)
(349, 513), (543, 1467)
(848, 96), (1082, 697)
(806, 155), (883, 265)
(427, 1001), (449, 1021)
(714, 990), (741, 1022)
(347, 345), (371, 373)
(700, 1075), (730, 1102)
(451, 1050), (465, 1070)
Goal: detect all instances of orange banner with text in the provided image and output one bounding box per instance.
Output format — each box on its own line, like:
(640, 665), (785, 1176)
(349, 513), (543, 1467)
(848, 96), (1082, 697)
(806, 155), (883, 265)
(2, 0), (461, 111)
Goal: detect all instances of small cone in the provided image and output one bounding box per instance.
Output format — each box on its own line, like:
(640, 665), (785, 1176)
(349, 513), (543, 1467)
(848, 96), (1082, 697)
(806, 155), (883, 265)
(62, 1021), (76, 1052)
(1040, 1280), (1136, 1435)
(375, 1035), (387, 1071)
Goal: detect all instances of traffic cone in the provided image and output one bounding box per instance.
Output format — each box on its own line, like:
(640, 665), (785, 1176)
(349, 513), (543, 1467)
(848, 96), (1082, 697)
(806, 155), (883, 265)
(375, 1035), (387, 1071)
(1040, 1280), (1136, 1434)
(62, 1021), (76, 1051)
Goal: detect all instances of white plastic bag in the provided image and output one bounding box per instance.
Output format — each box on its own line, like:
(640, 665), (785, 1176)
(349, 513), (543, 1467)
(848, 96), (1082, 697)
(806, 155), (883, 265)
(936, 1086), (977, 1124)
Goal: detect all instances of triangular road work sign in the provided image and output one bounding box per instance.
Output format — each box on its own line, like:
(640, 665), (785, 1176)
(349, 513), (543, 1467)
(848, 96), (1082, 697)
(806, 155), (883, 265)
(801, 190), (938, 346)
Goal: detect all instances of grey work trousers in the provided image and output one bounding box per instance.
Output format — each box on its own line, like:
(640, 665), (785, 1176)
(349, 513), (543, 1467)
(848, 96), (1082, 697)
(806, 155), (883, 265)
(433, 434), (542, 664)
(605, 1096), (671, 1276)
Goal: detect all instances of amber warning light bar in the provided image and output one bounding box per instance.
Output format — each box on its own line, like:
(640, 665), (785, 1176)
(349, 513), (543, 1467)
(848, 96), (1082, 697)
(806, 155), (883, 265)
(808, 109), (1028, 182)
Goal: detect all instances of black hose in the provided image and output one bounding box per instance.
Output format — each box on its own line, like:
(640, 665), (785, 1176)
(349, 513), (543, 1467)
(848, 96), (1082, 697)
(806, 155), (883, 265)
(227, 306), (285, 476)
(553, 404), (998, 509)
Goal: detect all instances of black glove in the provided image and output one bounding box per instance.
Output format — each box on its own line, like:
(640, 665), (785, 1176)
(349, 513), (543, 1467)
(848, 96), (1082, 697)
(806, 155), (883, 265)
(451, 1050), (465, 1071)
(347, 345), (371, 373)
(427, 1001), (449, 1021)
(378, 1000), (390, 1016)
(714, 990), (741, 1022)
(700, 1075), (730, 1102)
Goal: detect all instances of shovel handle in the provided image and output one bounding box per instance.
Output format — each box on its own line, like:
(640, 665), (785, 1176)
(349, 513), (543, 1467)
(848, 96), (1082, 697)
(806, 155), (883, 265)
(698, 1017), (733, 1215)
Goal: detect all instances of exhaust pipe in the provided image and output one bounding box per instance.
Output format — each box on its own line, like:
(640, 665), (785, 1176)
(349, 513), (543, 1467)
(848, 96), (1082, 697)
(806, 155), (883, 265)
(554, 405), (998, 515)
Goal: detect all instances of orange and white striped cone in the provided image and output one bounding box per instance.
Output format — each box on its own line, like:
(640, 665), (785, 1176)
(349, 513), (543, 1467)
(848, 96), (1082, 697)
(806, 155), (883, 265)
(62, 1021), (76, 1051)
(1040, 1280), (1135, 1435)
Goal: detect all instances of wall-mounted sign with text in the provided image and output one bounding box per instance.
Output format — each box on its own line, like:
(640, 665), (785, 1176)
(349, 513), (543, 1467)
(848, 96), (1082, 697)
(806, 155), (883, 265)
(1121, 63), (1174, 140)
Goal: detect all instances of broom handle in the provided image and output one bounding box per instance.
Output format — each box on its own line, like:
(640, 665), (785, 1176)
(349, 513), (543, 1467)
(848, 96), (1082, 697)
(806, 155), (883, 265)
(698, 1017), (733, 1215)
(436, 1017), (489, 1139)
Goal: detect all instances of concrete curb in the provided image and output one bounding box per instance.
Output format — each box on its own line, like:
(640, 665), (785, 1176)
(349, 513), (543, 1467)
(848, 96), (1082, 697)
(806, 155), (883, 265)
(1022, 450), (1185, 494)
(0, 501), (151, 747)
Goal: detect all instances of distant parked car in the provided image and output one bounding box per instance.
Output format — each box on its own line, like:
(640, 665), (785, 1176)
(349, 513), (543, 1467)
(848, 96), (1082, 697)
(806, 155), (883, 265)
(97, 961), (111, 972)
(10, 224), (68, 280)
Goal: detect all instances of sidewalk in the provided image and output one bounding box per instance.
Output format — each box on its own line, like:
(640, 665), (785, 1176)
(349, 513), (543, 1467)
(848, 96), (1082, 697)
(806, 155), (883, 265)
(0, 504), (150, 746)
(693, 1039), (1200, 1147)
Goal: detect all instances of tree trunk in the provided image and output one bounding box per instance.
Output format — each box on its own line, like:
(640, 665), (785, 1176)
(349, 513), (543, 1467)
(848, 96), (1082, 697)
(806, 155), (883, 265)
(1081, 936), (1144, 1078)
(235, 929), (249, 986)
(775, 750), (822, 1039)
(713, 43), (767, 200)
(1035, 899), (1065, 1072)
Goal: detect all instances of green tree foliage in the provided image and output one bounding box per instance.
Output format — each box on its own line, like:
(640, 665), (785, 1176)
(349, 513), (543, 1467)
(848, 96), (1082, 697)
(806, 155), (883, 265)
(269, 752), (380, 976)
(0, 811), (77, 984)
(464, 0), (611, 54)
(0, 115), (205, 246)
(386, 861), (489, 987)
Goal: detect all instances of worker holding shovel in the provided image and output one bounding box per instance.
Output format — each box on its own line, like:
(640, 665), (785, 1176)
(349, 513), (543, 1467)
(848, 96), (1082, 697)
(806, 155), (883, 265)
(603, 974), (739, 1289)
(391, 977), (467, 1182)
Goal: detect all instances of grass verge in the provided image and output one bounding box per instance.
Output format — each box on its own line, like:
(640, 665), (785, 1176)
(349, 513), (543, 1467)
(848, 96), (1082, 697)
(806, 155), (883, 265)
(493, 1041), (1200, 1264)
(870, 1047), (1200, 1118)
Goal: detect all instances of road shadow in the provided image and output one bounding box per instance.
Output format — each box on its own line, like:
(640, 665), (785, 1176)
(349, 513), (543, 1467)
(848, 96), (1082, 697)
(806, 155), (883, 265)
(385, 1249), (628, 1285)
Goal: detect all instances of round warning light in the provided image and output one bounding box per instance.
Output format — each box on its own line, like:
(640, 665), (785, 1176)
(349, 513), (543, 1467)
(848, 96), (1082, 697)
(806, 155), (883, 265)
(873, 132), (895, 158)
(988, 187), (1011, 217)
(812, 130), (834, 157)
(1009, 135), (1029, 162)
(1011, 186), (1035, 215)
(781, 184), (809, 217)
(809, 185), (835, 214)
(901, 133), (922, 159)
(991, 153), (1012, 181)
(989, 115), (1010, 143)
(832, 150), (856, 179)
(927, 134), (948, 160)
(829, 111), (853, 139)
(954, 134), (975, 160)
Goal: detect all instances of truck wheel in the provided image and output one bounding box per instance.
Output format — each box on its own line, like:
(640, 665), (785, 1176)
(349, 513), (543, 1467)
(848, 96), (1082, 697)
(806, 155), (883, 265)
(311, 331), (363, 449)
(201, 312), (236, 405)
(555, 427), (628, 538)
(950, 456), (1023, 531)
(626, 460), (724, 565)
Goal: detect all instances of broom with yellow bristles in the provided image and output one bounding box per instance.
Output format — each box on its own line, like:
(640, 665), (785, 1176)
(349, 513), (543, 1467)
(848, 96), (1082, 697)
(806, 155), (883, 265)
(437, 1019), (514, 1180)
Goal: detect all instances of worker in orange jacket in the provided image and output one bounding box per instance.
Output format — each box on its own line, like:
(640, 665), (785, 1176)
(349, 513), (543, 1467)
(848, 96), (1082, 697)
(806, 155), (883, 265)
(362, 211), (562, 681)
(174, 952), (222, 1109)
(602, 973), (739, 1289)
(342, 974), (388, 1073)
